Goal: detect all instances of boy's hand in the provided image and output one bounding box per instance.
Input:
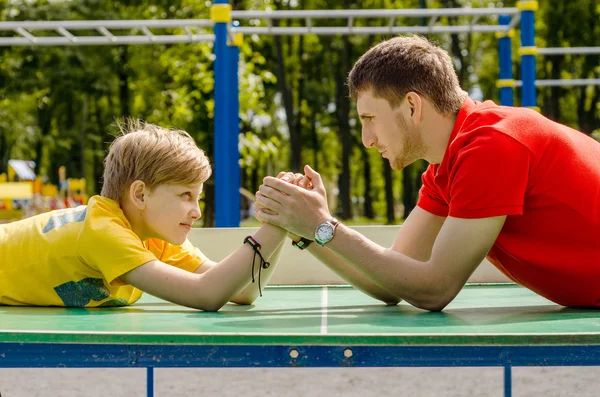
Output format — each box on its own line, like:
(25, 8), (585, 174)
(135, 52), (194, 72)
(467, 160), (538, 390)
(277, 171), (313, 190)
(255, 170), (314, 225)
(255, 165), (331, 239)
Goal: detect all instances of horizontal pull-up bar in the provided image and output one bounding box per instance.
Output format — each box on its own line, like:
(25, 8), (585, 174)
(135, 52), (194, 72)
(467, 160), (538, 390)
(0, 19), (214, 30)
(538, 47), (600, 56)
(232, 25), (510, 36)
(230, 7), (519, 36)
(514, 78), (600, 87)
(0, 34), (215, 46)
(230, 7), (520, 19)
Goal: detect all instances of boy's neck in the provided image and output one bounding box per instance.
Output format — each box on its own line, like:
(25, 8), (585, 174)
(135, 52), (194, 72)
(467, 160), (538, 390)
(121, 198), (149, 241)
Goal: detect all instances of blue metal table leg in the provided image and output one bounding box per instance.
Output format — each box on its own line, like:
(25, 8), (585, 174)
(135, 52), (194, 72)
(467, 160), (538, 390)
(504, 365), (512, 397)
(147, 367), (154, 397)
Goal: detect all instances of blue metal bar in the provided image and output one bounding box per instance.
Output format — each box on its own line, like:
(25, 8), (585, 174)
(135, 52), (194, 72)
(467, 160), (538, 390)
(519, 9), (536, 107)
(213, 0), (239, 227)
(147, 367), (154, 397)
(504, 365), (512, 397)
(4, 343), (600, 368)
(227, 38), (241, 226)
(498, 15), (513, 106)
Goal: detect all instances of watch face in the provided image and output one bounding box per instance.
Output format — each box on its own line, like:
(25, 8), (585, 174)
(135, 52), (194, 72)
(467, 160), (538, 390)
(316, 224), (334, 242)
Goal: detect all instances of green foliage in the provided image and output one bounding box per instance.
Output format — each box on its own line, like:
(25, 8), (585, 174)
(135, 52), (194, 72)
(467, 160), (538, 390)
(1, 0), (598, 224)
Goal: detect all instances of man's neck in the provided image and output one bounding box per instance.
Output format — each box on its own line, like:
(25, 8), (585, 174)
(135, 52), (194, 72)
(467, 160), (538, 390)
(423, 109), (458, 165)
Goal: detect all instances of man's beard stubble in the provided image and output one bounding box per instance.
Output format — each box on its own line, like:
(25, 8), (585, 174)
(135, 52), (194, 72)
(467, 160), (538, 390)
(391, 113), (426, 170)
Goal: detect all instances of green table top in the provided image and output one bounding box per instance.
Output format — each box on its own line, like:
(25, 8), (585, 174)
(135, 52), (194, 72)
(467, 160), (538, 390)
(1, 284), (599, 345)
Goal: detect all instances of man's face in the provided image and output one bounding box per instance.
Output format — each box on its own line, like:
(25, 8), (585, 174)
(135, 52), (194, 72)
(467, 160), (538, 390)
(357, 89), (425, 170)
(141, 182), (203, 245)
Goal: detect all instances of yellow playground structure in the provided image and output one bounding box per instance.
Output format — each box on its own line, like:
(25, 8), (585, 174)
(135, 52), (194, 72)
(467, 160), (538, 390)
(0, 160), (88, 221)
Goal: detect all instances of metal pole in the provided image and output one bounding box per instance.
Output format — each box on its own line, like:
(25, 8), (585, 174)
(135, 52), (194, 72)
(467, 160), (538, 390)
(146, 367), (154, 397)
(227, 31), (242, 227)
(504, 365), (512, 397)
(498, 15), (514, 106)
(518, 1), (538, 108)
(212, 1), (237, 227)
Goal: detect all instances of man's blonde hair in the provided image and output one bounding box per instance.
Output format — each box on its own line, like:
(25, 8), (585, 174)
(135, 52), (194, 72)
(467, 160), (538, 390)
(348, 35), (467, 115)
(101, 118), (212, 203)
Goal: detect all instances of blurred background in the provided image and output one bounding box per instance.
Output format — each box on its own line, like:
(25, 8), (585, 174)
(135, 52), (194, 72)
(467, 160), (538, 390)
(0, 0), (598, 226)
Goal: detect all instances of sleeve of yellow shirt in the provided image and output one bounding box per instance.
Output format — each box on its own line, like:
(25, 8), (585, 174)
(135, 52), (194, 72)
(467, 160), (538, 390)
(77, 208), (159, 287)
(145, 238), (210, 273)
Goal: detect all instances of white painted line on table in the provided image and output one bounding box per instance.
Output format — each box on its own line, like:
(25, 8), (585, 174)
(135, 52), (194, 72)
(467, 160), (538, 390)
(320, 286), (328, 335)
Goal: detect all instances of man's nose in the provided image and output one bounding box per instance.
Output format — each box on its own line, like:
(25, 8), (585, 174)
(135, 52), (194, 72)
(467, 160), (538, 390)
(362, 127), (376, 148)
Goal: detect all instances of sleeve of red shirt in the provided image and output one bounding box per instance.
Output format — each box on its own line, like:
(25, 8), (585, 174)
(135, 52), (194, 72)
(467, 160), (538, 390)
(448, 130), (532, 218)
(417, 164), (450, 217)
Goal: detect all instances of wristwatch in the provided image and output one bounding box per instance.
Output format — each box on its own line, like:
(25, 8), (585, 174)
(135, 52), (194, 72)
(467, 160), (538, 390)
(314, 218), (340, 246)
(292, 237), (313, 250)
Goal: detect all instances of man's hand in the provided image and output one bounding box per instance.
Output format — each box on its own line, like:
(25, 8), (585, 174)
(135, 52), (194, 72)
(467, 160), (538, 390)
(255, 165), (331, 239)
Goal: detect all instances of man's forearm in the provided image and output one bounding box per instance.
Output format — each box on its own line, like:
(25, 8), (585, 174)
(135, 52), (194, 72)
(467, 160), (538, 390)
(305, 243), (400, 304)
(324, 224), (439, 308)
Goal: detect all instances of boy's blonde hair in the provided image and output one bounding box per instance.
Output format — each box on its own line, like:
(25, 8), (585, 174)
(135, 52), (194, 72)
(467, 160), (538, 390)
(101, 118), (212, 203)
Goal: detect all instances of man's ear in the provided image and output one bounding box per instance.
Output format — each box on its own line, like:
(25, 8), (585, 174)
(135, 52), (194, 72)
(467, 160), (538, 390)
(129, 180), (147, 210)
(405, 92), (423, 125)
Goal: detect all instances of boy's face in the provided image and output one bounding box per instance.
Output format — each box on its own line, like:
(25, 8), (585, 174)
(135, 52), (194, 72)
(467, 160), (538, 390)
(141, 183), (203, 245)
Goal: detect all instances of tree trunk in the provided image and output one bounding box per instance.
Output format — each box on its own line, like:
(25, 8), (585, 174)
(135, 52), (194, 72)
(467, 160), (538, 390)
(334, 34), (353, 220)
(202, 181), (215, 227)
(362, 148), (374, 219)
(35, 101), (52, 177)
(402, 165), (416, 219)
(547, 56), (563, 121)
(80, 94), (88, 183)
(383, 160), (395, 224)
(272, 0), (303, 172)
(117, 46), (130, 118)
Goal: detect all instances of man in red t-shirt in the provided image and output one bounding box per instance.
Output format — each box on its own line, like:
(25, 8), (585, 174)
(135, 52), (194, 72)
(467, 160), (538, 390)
(254, 35), (600, 310)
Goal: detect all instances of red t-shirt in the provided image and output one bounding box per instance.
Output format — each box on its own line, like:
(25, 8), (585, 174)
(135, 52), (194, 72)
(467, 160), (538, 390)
(418, 97), (600, 307)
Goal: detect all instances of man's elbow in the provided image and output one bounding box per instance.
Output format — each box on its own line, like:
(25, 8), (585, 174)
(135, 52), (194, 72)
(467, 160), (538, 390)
(409, 288), (456, 312)
(416, 299), (450, 312)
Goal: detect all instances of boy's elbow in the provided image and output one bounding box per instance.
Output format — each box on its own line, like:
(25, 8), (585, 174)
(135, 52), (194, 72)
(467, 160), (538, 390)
(193, 297), (228, 312)
(230, 294), (259, 306)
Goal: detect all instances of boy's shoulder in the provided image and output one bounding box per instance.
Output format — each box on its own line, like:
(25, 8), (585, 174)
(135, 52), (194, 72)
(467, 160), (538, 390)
(80, 195), (135, 240)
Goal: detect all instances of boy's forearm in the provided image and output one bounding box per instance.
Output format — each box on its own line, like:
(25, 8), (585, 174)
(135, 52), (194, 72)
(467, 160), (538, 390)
(205, 223), (287, 306)
(230, 226), (286, 304)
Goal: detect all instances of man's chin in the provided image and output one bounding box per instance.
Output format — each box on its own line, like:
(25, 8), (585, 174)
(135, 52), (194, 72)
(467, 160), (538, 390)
(389, 159), (405, 171)
(390, 157), (417, 171)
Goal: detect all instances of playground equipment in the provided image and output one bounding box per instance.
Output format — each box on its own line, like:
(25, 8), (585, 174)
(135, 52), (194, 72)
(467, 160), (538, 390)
(0, 1), (597, 226)
(0, 161), (87, 219)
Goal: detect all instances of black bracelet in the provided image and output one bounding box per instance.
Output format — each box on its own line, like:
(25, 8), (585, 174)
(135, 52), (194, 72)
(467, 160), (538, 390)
(243, 236), (271, 297)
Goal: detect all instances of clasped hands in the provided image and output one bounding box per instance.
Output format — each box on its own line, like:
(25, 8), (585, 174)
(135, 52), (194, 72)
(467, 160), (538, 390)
(254, 165), (332, 240)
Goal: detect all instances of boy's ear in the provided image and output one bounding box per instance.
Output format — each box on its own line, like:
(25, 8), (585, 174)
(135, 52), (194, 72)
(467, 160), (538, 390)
(129, 180), (147, 210)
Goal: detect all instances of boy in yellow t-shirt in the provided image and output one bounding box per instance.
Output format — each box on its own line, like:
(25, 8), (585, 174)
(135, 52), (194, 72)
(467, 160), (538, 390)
(0, 119), (287, 311)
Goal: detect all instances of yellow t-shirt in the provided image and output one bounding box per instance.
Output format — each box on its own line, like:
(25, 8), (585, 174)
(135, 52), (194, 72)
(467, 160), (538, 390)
(0, 195), (208, 307)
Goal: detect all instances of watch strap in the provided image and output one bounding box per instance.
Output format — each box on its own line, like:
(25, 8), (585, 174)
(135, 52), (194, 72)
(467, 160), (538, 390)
(292, 237), (313, 250)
